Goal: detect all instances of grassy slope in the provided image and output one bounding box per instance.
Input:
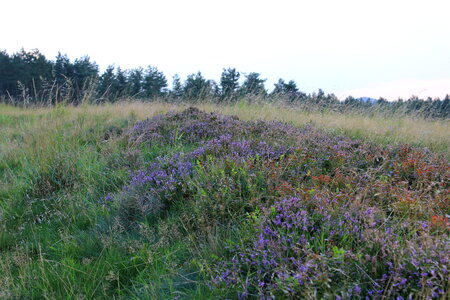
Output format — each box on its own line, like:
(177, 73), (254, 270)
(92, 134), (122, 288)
(0, 103), (217, 299)
(0, 102), (448, 299)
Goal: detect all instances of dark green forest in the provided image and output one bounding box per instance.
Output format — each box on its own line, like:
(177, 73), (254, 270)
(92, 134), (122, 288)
(1, 49), (449, 118)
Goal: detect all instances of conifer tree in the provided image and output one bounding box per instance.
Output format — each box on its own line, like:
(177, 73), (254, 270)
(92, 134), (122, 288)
(171, 74), (183, 99)
(97, 65), (117, 101)
(183, 72), (211, 100)
(239, 72), (266, 97)
(220, 68), (240, 101)
(142, 66), (167, 99)
(128, 68), (144, 98)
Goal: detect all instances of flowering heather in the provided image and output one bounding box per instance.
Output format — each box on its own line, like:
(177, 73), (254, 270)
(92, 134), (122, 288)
(188, 134), (291, 162)
(117, 135), (291, 221)
(128, 107), (244, 146)
(128, 107), (320, 148)
(115, 108), (448, 298)
(116, 153), (195, 221)
(216, 195), (449, 299)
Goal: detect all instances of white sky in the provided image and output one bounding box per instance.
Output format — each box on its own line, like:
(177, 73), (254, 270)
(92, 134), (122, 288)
(1, 0), (450, 100)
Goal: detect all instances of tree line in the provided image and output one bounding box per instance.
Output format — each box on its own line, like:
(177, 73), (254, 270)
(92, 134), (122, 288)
(0, 49), (449, 118)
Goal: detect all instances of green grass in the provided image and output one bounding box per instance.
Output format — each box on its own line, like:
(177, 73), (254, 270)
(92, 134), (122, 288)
(0, 106), (128, 298)
(0, 102), (448, 299)
(0, 104), (224, 299)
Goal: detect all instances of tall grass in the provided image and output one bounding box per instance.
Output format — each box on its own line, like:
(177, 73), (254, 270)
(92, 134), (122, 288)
(0, 103), (223, 298)
(3, 101), (448, 156)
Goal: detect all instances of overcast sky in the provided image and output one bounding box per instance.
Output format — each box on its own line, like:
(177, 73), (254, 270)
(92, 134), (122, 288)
(2, 0), (449, 100)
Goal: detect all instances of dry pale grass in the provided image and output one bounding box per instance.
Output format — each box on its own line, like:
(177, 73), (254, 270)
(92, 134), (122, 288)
(1, 101), (449, 157)
(196, 102), (450, 156)
(1, 102), (183, 118)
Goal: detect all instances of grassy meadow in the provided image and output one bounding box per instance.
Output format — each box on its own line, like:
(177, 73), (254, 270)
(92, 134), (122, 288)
(0, 101), (449, 299)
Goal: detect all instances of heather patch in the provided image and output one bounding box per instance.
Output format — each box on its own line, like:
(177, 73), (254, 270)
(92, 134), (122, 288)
(215, 195), (448, 299)
(112, 108), (449, 298)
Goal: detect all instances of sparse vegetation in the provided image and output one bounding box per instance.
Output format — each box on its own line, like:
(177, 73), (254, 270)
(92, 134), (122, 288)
(0, 102), (448, 299)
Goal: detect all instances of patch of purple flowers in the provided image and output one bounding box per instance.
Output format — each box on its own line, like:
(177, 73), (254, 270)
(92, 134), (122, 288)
(108, 108), (449, 298)
(215, 194), (449, 298)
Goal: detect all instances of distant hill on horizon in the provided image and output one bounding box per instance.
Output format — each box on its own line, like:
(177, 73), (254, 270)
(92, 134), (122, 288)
(358, 97), (378, 103)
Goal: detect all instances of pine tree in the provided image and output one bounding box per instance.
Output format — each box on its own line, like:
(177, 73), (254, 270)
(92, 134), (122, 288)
(97, 65), (117, 101)
(183, 72), (211, 100)
(171, 74), (183, 100)
(220, 68), (240, 101)
(0, 51), (18, 99)
(53, 52), (73, 86)
(72, 56), (98, 103)
(128, 68), (144, 98)
(272, 79), (303, 102)
(115, 67), (128, 99)
(239, 72), (266, 97)
(142, 66), (167, 99)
